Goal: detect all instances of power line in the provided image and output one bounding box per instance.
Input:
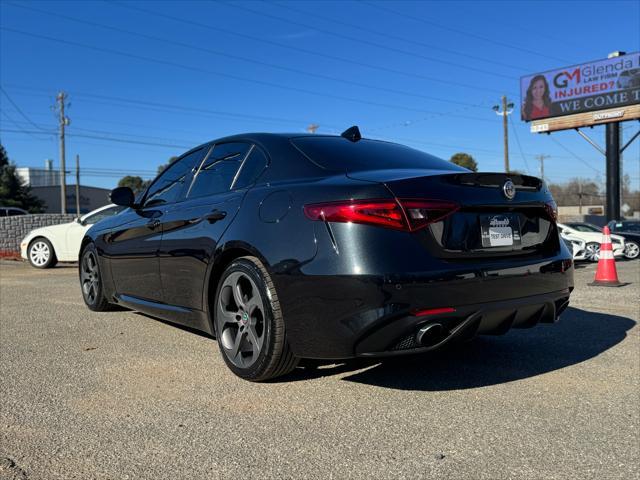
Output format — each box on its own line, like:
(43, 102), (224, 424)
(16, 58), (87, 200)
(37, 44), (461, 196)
(509, 115), (531, 174)
(269, 0), (526, 73)
(0, 110), (41, 139)
(7, 3), (502, 106)
(222, 1), (517, 80)
(0, 128), (192, 149)
(535, 154), (551, 183)
(366, 100), (491, 133)
(4, 2), (497, 109)
(5, 85), (339, 129)
(110, 1), (514, 96)
(2, 125), (617, 166)
(7, 117), (201, 145)
(362, 1), (572, 64)
(1, 26), (499, 118)
(4, 84), (500, 130)
(548, 136), (604, 175)
(0, 86), (47, 131)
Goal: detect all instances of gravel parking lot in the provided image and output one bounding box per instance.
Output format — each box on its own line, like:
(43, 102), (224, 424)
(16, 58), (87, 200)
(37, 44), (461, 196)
(1, 260), (638, 480)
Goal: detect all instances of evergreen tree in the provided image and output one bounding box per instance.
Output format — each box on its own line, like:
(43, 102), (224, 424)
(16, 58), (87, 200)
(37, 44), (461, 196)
(0, 144), (46, 212)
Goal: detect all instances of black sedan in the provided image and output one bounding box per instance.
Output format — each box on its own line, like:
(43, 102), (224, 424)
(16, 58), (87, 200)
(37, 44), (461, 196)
(79, 128), (574, 381)
(608, 220), (640, 260)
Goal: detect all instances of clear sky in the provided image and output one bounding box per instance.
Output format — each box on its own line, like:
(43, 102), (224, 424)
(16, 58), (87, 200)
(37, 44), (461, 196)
(1, 0), (639, 190)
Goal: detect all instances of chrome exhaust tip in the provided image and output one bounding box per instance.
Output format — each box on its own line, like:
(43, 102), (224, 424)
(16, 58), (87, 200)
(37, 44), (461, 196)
(416, 323), (445, 347)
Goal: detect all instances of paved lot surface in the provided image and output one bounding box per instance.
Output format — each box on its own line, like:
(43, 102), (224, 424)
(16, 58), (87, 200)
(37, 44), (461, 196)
(1, 259), (639, 479)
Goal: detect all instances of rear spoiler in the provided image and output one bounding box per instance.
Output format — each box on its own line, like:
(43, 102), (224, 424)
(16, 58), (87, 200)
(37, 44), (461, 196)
(447, 172), (543, 191)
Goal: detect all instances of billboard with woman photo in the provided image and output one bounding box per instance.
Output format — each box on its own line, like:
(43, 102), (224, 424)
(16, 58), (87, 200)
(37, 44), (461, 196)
(520, 52), (640, 121)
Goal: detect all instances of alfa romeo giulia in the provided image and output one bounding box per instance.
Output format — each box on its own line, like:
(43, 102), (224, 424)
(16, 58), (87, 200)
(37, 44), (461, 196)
(79, 127), (574, 381)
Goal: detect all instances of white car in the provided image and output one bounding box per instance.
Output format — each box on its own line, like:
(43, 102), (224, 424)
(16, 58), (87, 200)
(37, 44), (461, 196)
(557, 222), (625, 262)
(561, 234), (588, 261)
(21, 204), (126, 268)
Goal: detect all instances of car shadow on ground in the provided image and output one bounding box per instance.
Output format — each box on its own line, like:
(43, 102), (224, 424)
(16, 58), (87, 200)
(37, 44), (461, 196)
(284, 307), (636, 390)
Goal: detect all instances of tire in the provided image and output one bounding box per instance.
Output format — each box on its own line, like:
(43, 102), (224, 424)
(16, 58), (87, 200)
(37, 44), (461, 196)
(79, 243), (114, 312)
(585, 242), (600, 262)
(213, 256), (298, 381)
(28, 237), (57, 269)
(624, 240), (639, 260)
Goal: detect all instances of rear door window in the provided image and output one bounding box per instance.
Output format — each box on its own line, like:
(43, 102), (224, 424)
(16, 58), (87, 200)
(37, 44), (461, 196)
(231, 146), (268, 190)
(187, 142), (251, 199)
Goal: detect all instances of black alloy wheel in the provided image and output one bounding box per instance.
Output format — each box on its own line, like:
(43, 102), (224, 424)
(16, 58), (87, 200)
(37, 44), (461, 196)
(80, 243), (113, 311)
(214, 256), (298, 381)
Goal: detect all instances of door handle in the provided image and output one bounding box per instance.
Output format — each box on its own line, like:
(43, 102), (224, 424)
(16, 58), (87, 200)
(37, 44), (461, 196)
(146, 219), (160, 229)
(204, 209), (227, 223)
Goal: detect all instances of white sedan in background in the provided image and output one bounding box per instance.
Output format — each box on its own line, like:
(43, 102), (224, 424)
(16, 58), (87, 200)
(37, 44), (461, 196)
(557, 222), (625, 262)
(561, 234), (588, 261)
(20, 204), (126, 268)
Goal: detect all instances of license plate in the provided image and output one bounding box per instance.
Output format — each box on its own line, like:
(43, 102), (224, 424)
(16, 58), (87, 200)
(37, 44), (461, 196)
(480, 214), (522, 248)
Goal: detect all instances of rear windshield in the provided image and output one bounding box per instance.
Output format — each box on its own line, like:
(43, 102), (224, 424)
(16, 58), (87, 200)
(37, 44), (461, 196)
(291, 136), (461, 172)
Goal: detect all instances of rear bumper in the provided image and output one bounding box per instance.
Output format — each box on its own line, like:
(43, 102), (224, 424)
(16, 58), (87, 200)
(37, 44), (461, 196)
(355, 289), (571, 357)
(276, 254), (574, 359)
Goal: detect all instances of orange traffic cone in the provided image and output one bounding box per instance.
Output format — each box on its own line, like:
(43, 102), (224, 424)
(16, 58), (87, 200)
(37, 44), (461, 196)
(589, 226), (628, 287)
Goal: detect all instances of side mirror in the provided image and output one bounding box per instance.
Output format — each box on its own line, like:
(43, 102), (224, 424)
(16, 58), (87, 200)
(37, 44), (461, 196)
(110, 187), (135, 207)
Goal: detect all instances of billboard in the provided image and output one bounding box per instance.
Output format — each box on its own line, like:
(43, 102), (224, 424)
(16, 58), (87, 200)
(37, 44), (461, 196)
(520, 52), (640, 122)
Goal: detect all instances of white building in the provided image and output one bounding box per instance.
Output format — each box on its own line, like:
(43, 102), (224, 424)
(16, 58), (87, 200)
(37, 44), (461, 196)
(16, 159), (60, 187)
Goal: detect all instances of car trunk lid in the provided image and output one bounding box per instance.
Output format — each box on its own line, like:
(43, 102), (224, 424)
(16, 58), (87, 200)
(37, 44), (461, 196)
(347, 169), (559, 258)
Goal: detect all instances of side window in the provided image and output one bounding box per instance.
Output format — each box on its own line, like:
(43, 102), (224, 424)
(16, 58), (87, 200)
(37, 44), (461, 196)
(144, 149), (206, 207)
(83, 206), (126, 225)
(187, 142), (251, 199)
(232, 146), (268, 190)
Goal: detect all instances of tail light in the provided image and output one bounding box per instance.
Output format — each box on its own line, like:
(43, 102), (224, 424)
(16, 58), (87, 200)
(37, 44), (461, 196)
(303, 198), (459, 232)
(545, 200), (558, 222)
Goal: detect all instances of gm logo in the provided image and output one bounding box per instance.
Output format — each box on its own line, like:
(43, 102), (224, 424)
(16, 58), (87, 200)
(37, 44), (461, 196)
(553, 68), (581, 88)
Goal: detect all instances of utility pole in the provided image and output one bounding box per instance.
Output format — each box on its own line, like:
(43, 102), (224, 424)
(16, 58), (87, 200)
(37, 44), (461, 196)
(492, 96), (514, 173)
(535, 154), (550, 183)
(578, 179), (583, 215)
(75, 154), (81, 216)
(55, 92), (70, 213)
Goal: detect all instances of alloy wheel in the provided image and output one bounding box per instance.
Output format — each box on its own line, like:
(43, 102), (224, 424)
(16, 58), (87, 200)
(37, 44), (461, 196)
(80, 250), (100, 304)
(624, 241), (639, 260)
(216, 271), (266, 369)
(29, 241), (50, 267)
(585, 242), (600, 262)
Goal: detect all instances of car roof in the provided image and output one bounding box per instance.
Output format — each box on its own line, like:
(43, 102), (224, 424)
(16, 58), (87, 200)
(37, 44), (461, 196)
(190, 132), (399, 151)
